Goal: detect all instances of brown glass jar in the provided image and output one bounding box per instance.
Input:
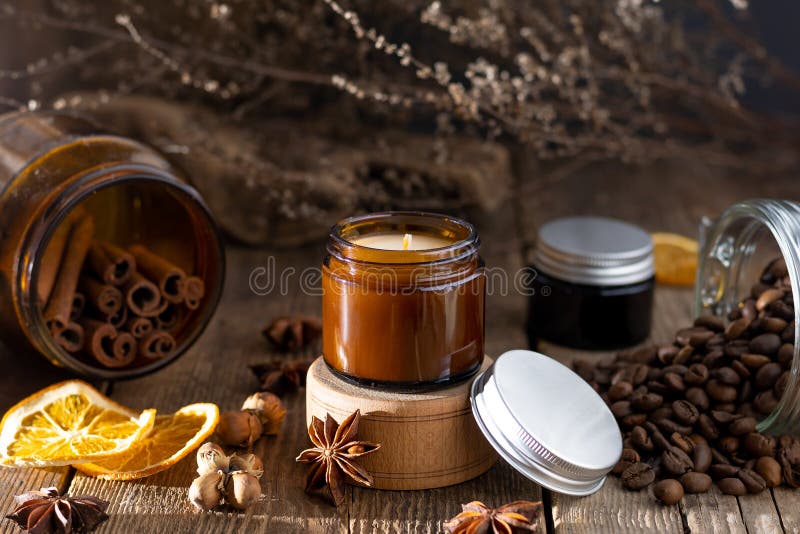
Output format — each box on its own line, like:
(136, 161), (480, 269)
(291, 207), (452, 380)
(0, 111), (224, 379)
(322, 212), (485, 388)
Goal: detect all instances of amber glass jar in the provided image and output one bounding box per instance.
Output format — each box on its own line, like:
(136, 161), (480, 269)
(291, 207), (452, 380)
(0, 111), (224, 379)
(322, 212), (485, 387)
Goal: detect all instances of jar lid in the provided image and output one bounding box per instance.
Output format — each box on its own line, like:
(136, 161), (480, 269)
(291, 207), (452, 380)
(470, 350), (622, 496)
(533, 216), (654, 286)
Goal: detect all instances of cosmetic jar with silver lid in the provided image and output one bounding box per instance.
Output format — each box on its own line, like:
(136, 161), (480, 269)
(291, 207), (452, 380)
(527, 216), (655, 350)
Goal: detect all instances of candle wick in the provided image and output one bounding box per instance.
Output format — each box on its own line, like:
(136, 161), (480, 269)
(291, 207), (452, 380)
(402, 233), (412, 250)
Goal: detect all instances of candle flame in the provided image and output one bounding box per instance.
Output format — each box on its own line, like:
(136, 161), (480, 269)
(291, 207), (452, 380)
(402, 233), (412, 250)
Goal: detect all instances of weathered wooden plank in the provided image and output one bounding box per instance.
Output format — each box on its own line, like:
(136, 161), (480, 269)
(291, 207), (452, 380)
(681, 489), (745, 534)
(771, 487), (800, 533)
(0, 467), (71, 534)
(736, 489), (783, 534)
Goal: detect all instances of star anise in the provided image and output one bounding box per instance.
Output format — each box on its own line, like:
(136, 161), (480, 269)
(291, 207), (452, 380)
(262, 315), (322, 352)
(249, 357), (314, 396)
(444, 500), (543, 534)
(295, 410), (380, 506)
(5, 487), (109, 534)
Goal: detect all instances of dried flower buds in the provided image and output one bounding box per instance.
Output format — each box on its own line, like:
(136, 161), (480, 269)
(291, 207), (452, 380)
(189, 442), (263, 512)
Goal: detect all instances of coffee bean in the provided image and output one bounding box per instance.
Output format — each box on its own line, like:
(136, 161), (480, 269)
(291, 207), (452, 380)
(612, 448), (641, 475)
(621, 413), (648, 428)
(730, 360), (751, 380)
(663, 372), (685, 393)
(737, 381), (753, 404)
(662, 446), (693, 475)
(645, 423), (672, 450)
(663, 364), (689, 375)
(689, 330), (715, 348)
(653, 479), (684, 505)
(697, 414), (719, 440)
(711, 447), (730, 465)
(718, 477), (747, 496)
(706, 380), (737, 403)
(650, 406), (673, 421)
(754, 390), (779, 414)
(631, 364), (649, 385)
(693, 441), (712, 473)
(710, 410), (741, 425)
(673, 345), (694, 365)
(714, 403), (737, 413)
(756, 288), (784, 311)
(671, 432), (694, 455)
(719, 436), (740, 455)
(740, 353), (771, 369)
(622, 462), (655, 490)
(781, 324), (794, 344)
(656, 418), (692, 436)
(631, 426), (654, 452)
(711, 366), (740, 385)
(755, 456), (782, 487)
(703, 350), (728, 369)
(611, 401), (632, 418)
(775, 372), (789, 399)
(676, 327), (705, 347)
(777, 343), (794, 366)
(685, 387), (710, 411)
(741, 300), (757, 322)
(737, 468), (767, 494)
(728, 417), (757, 436)
(754, 362), (782, 390)
(725, 318), (750, 340)
(631, 392), (663, 412)
(749, 333), (782, 355)
(767, 257), (789, 278)
(608, 381), (633, 401)
(695, 315), (725, 332)
(768, 300), (794, 321)
(763, 317), (788, 334)
(684, 364), (709, 386)
(743, 433), (775, 457)
(646, 381), (669, 396)
(709, 464), (740, 480)
(670, 400), (699, 425)
(726, 341), (750, 358)
(680, 472), (712, 493)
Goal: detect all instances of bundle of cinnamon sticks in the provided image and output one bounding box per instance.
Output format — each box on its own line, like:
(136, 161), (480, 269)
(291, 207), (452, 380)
(39, 209), (206, 369)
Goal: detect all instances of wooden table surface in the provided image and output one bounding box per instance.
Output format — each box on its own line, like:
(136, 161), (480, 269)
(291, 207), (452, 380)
(1, 157), (800, 533)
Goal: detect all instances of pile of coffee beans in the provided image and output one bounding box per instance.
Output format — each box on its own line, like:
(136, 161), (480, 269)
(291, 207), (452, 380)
(574, 257), (800, 504)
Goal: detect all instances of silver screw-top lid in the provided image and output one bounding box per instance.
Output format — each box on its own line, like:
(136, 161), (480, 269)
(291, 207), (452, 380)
(471, 350), (622, 496)
(533, 216), (654, 286)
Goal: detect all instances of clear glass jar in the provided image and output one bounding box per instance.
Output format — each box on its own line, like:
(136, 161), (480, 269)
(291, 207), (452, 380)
(0, 111), (225, 379)
(696, 199), (800, 434)
(322, 211), (485, 387)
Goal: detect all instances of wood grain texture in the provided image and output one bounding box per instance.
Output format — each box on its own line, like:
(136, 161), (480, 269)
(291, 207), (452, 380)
(771, 487), (800, 533)
(736, 489), (783, 533)
(306, 357), (496, 490)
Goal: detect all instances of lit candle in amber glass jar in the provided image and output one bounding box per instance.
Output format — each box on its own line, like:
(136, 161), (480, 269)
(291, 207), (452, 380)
(322, 212), (485, 387)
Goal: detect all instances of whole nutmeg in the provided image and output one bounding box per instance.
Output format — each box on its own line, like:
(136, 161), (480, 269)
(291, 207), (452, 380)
(241, 392), (287, 435)
(225, 472), (262, 510)
(189, 472), (224, 510)
(217, 410), (263, 448)
(229, 452), (265, 477)
(196, 442), (228, 476)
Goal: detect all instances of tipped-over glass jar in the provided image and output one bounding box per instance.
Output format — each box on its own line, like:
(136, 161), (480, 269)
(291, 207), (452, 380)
(697, 199), (800, 434)
(0, 111), (224, 379)
(322, 211), (485, 387)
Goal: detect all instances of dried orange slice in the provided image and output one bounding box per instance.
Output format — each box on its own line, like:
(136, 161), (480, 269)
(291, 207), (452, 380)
(652, 232), (699, 286)
(0, 380), (156, 467)
(76, 403), (219, 480)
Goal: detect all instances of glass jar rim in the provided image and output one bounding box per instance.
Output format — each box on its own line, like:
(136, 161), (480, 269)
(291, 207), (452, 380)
(327, 211), (480, 266)
(18, 163), (225, 380)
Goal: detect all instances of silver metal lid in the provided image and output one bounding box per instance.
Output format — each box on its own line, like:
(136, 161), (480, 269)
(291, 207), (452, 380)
(471, 350), (622, 496)
(533, 216), (654, 286)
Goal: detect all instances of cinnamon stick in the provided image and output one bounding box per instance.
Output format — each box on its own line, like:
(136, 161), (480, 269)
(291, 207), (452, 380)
(43, 215), (94, 332)
(107, 305), (128, 329)
(69, 293), (85, 322)
(126, 316), (154, 339)
(52, 321), (84, 353)
(80, 318), (136, 368)
(139, 330), (176, 360)
(129, 244), (187, 304)
(37, 207), (84, 306)
(86, 240), (136, 286)
(123, 271), (162, 316)
(78, 276), (123, 316)
(155, 304), (181, 331)
(184, 276), (205, 310)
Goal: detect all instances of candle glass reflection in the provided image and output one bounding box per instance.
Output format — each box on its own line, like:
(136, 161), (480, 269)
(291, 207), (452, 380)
(322, 212), (485, 387)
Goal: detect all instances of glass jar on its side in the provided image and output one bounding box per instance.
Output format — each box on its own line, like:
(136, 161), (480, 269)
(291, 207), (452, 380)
(696, 199), (800, 434)
(322, 212), (485, 387)
(0, 111), (225, 379)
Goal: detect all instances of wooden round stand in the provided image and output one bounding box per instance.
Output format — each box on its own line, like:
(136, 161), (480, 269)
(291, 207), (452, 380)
(305, 357), (497, 490)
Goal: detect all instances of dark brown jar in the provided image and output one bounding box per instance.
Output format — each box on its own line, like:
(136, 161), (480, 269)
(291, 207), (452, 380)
(0, 111), (224, 379)
(527, 216), (654, 350)
(322, 212), (485, 387)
